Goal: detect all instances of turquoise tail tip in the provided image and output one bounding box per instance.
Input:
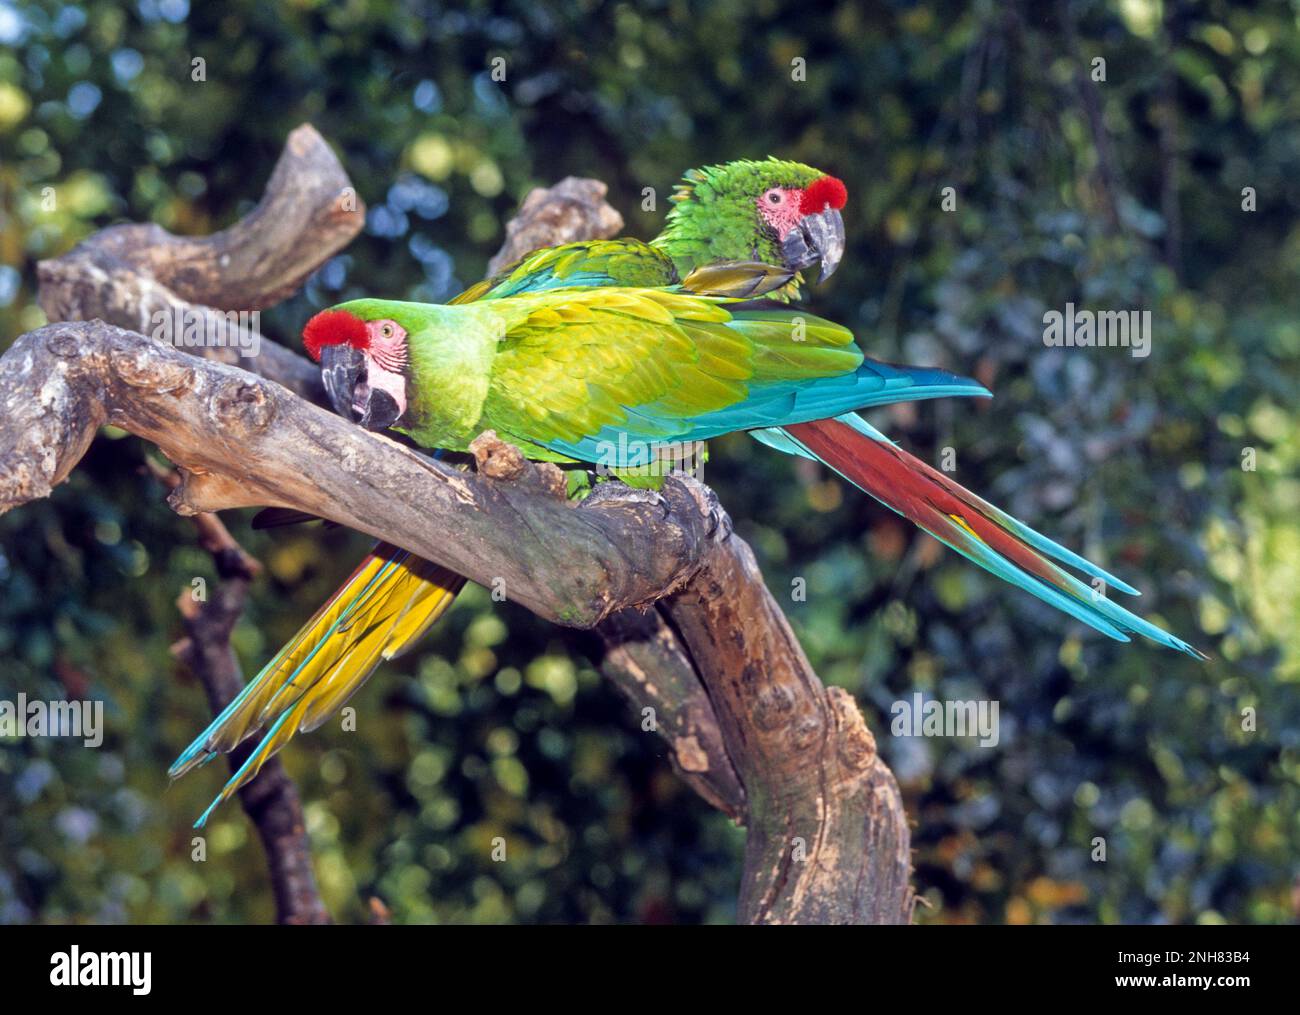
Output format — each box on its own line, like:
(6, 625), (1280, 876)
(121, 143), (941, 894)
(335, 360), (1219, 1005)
(194, 797), (222, 829)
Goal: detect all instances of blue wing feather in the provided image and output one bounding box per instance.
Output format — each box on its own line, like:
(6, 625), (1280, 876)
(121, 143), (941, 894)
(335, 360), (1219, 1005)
(539, 362), (991, 463)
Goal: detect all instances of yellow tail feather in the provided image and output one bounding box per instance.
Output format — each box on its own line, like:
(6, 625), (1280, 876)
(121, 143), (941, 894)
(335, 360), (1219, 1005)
(172, 544), (466, 813)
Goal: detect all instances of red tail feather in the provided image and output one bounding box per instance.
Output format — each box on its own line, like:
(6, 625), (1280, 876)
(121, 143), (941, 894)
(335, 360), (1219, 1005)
(785, 419), (1067, 591)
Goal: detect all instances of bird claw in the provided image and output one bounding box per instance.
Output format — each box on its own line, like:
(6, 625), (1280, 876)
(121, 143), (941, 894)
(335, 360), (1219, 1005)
(575, 474), (731, 544)
(663, 474), (732, 542)
(579, 478), (670, 517)
(702, 489), (733, 542)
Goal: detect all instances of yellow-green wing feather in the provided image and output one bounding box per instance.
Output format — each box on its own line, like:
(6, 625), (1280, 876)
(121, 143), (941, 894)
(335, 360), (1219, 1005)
(480, 288), (861, 448)
(448, 239), (679, 304)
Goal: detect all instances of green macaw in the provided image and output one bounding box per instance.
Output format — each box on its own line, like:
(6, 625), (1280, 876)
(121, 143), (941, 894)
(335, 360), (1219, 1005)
(450, 160), (847, 305)
(173, 160), (854, 821)
(172, 164), (1203, 827)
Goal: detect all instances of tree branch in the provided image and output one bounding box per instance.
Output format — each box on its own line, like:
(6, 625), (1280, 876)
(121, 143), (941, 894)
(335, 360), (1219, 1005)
(661, 523), (913, 922)
(598, 606), (745, 821)
(0, 321), (717, 623)
(487, 176), (624, 275)
(35, 123), (362, 400)
(2, 125), (914, 923)
(43, 124), (365, 312)
(172, 575), (330, 925)
(146, 458), (327, 922)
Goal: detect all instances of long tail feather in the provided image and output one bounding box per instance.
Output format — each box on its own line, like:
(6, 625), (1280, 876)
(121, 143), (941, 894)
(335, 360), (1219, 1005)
(782, 417), (1206, 659)
(172, 543), (466, 826)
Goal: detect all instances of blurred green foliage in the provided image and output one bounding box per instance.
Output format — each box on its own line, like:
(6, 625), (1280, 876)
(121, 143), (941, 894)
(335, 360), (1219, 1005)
(1, 0), (1297, 923)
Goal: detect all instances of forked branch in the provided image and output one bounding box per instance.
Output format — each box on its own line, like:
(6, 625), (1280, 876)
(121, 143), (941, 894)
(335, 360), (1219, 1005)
(0, 125), (913, 924)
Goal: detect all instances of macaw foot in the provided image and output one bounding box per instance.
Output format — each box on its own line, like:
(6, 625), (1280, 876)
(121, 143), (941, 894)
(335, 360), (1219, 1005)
(682, 478), (733, 542)
(579, 476), (670, 516)
(581, 473), (733, 545)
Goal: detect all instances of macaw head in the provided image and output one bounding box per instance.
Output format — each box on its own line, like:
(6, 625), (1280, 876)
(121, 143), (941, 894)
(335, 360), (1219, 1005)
(302, 302), (414, 430)
(662, 158), (848, 281)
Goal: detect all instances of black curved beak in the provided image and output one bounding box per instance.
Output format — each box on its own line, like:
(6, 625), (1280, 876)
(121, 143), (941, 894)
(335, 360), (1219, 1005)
(781, 207), (845, 282)
(320, 344), (366, 422)
(319, 344), (403, 431)
(358, 390), (401, 431)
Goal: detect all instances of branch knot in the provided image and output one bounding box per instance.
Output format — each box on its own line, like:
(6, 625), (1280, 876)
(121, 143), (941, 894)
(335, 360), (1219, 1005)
(752, 684), (796, 731)
(209, 376), (276, 435)
(470, 429), (527, 480)
(46, 329), (84, 360)
(112, 340), (195, 393)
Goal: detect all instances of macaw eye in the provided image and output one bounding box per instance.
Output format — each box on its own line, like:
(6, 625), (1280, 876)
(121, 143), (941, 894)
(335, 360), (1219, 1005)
(765, 190), (782, 204)
(379, 322), (395, 339)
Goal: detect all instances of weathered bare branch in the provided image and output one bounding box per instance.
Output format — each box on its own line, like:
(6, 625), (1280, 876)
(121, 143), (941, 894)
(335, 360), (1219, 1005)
(172, 578), (330, 925)
(0, 321), (714, 623)
(36, 124), (363, 400)
(2, 125), (914, 923)
(598, 606), (746, 820)
(43, 124), (365, 312)
(148, 459), (327, 923)
(487, 176), (624, 275)
(662, 523), (913, 923)
(144, 458), (262, 580)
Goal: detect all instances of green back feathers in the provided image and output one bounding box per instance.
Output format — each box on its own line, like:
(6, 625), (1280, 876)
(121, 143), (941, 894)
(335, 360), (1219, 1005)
(339, 288), (860, 453)
(654, 158), (829, 283)
(452, 159), (832, 306)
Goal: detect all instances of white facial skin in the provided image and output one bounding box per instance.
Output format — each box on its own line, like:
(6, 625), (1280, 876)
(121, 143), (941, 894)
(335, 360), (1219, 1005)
(355, 318), (409, 418)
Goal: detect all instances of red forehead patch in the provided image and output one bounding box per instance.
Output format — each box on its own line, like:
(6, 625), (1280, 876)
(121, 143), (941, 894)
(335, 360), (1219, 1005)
(800, 176), (848, 214)
(302, 309), (368, 362)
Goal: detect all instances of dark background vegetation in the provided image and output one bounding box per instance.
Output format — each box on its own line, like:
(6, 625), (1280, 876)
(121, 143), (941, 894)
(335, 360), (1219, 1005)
(1, 0), (1297, 923)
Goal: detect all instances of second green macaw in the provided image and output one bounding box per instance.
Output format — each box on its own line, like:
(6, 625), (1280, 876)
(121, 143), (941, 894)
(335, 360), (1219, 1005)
(172, 163), (1204, 826)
